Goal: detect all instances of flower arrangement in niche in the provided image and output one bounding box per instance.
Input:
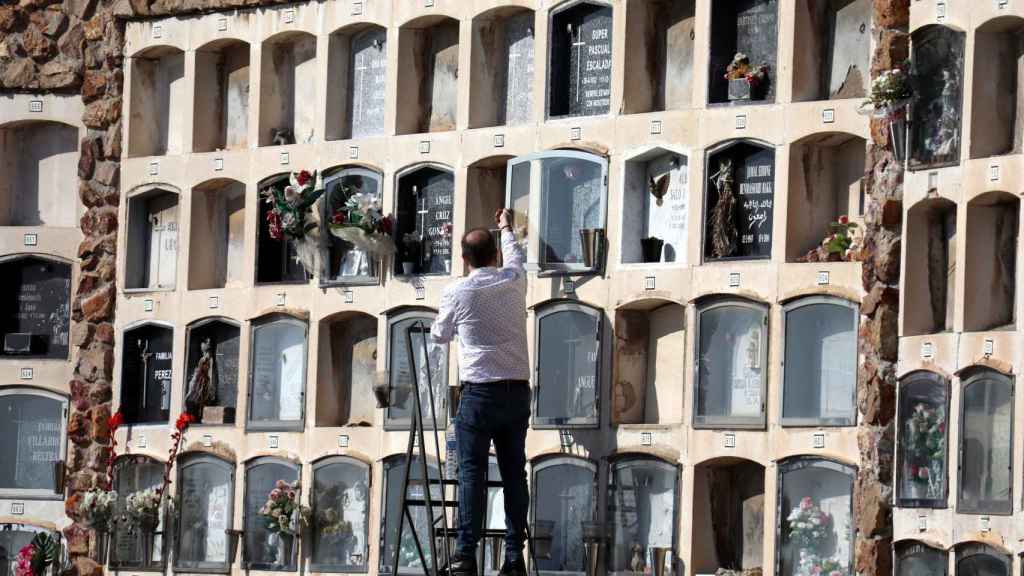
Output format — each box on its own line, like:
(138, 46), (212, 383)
(80, 488), (118, 532)
(259, 480), (310, 536)
(15, 533), (59, 576)
(786, 497), (834, 550)
(865, 62), (913, 118)
(725, 52), (769, 100)
(905, 402), (945, 498)
(327, 179), (396, 259)
(261, 170), (325, 276)
(126, 487), (163, 530)
(796, 549), (848, 576)
(798, 216), (860, 263)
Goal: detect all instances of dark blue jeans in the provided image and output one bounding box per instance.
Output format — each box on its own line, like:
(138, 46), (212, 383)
(454, 380), (531, 563)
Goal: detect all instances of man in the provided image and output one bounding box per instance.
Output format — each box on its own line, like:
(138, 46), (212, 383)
(430, 208), (530, 576)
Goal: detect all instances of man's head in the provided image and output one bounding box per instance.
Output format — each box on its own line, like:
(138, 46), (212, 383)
(461, 227), (498, 270)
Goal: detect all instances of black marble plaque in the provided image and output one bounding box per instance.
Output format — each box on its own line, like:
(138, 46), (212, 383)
(0, 257), (71, 358)
(549, 2), (613, 117)
(349, 27), (387, 139)
(120, 325), (173, 424)
(395, 168), (454, 275)
(910, 25), (964, 169)
(704, 142), (775, 260)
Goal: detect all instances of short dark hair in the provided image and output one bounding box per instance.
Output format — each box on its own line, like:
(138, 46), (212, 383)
(461, 227), (498, 268)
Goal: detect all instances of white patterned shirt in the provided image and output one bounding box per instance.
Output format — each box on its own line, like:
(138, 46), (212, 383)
(430, 230), (530, 383)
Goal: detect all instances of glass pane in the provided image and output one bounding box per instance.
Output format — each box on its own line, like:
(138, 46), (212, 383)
(257, 179), (306, 284)
(956, 550), (1008, 576)
(910, 26), (965, 169)
(121, 325), (173, 424)
(608, 460), (677, 574)
(323, 171), (382, 281)
(895, 544), (947, 576)
(395, 169), (454, 275)
(387, 315), (448, 428)
(250, 320), (306, 424)
(177, 460), (233, 570)
(0, 257), (71, 359)
(959, 374), (1013, 514)
(782, 303), (857, 425)
(536, 308), (600, 425)
(311, 460), (370, 571)
(897, 376), (948, 505)
(778, 459), (854, 576)
(533, 461), (595, 574)
(112, 459), (164, 568)
(508, 161), (531, 242)
(0, 394), (62, 492)
(186, 320), (241, 423)
(0, 529), (37, 576)
(695, 304), (764, 425)
(380, 457), (442, 574)
(539, 156), (604, 266)
(245, 462), (299, 570)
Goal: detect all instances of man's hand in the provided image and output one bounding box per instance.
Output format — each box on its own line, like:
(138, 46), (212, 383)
(495, 208), (512, 231)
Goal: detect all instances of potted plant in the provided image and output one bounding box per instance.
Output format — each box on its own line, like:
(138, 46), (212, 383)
(640, 237), (664, 263)
(725, 53), (769, 101)
(258, 480), (309, 567)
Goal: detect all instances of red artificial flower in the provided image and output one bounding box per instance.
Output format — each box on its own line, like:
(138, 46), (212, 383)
(108, 411), (125, 432)
(266, 210), (283, 240)
(838, 215), (849, 225)
(938, 423), (945, 433)
(332, 210), (347, 225)
(175, 413), (196, 431)
(380, 215), (394, 235)
(296, 170), (313, 187)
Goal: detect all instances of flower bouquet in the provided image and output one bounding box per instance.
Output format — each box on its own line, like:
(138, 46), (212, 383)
(15, 533), (59, 576)
(796, 549), (848, 576)
(80, 488), (118, 532)
(327, 181), (395, 259)
(261, 170), (325, 277)
(725, 52), (769, 101)
(905, 402), (945, 498)
(786, 497), (834, 551)
(315, 507), (353, 537)
(864, 63), (913, 119)
(126, 487), (162, 532)
(259, 480), (308, 537)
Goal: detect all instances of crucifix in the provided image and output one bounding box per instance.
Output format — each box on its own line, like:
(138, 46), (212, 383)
(414, 185), (431, 271)
(352, 52), (369, 125)
(568, 23), (585, 105)
(138, 338), (153, 412)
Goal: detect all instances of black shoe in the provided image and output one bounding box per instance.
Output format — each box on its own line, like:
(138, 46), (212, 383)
(498, 556), (527, 576)
(438, 556), (477, 576)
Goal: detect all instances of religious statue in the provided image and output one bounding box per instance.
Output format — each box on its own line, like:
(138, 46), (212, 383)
(185, 338), (218, 418)
(709, 158), (737, 259)
(631, 542), (645, 574)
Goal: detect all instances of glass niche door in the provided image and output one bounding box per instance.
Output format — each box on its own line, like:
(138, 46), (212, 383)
(320, 167), (383, 285)
(506, 151), (609, 273)
(607, 457), (679, 576)
(247, 315), (308, 431)
(533, 302), (602, 428)
(531, 457), (597, 576)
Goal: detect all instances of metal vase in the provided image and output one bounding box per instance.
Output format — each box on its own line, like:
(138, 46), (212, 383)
(651, 548), (669, 576)
(93, 530), (110, 565)
(640, 237), (664, 263)
(581, 521), (603, 576)
(889, 111), (908, 165)
(579, 228), (605, 269)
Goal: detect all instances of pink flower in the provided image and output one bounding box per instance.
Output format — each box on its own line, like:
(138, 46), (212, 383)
(917, 467), (930, 480)
(800, 496), (813, 510)
(270, 489), (282, 500)
(15, 544), (35, 576)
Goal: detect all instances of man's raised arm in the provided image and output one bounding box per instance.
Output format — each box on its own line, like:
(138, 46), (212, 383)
(497, 209), (525, 273)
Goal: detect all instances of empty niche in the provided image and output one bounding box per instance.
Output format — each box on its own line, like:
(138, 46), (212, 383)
(607, 457), (680, 575)
(120, 323), (174, 425)
(259, 31), (317, 146)
(776, 458), (855, 576)
(791, 0), (870, 102)
(708, 0), (779, 105)
(621, 149), (688, 265)
(903, 198), (957, 336)
(691, 458), (765, 575)
(703, 140), (775, 262)
(0, 121), (79, 227)
(965, 192), (1019, 332)
(193, 39), (250, 152)
(0, 256), (71, 359)
(129, 46), (186, 157)
(125, 187), (179, 291)
(548, 1), (614, 118)
(785, 133), (866, 262)
(316, 312), (377, 427)
(189, 178), (246, 290)
(256, 174), (308, 284)
(612, 300), (685, 425)
(909, 25), (965, 170)
(895, 542), (948, 576)
(970, 17), (1024, 159)
(321, 167), (384, 284)
(396, 16), (460, 135)
(184, 317), (241, 425)
(469, 7), (535, 128)
(623, 0), (695, 114)
(326, 24), (388, 141)
(466, 156), (510, 234)
(393, 166), (454, 276)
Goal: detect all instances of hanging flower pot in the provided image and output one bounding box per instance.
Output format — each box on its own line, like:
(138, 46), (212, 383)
(640, 237), (664, 263)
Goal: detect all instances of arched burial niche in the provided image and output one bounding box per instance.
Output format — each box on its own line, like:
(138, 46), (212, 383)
(0, 120), (78, 227)
(691, 458), (765, 574)
(970, 17), (1024, 159)
(955, 543), (1010, 576)
(128, 46), (186, 157)
(0, 256), (70, 359)
(247, 313), (307, 431)
(189, 178), (246, 290)
(384, 308), (449, 430)
(786, 133), (866, 262)
(896, 371), (949, 508)
(469, 7), (535, 128)
(903, 198), (957, 336)
(964, 192), (1018, 332)
(608, 456), (680, 575)
(958, 369), (1014, 515)
(547, 1), (613, 119)
(534, 300), (603, 428)
(379, 455), (443, 574)
(326, 24), (387, 141)
(124, 186), (179, 291)
(781, 296), (858, 427)
(259, 31), (317, 146)
(531, 456), (597, 574)
(396, 16), (460, 135)
(612, 300), (685, 425)
(243, 457), (300, 570)
(466, 155), (511, 236)
(622, 0), (695, 114)
(316, 312), (377, 427)
(320, 167), (383, 285)
(791, 0), (870, 102)
(621, 148), (689, 265)
(393, 165), (454, 276)
(174, 453), (235, 573)
(909, 25), (965, 170)
(184, 317), (241, 425)
(708, 0), (778, 105)
(894, 541), (947, 575)
(0, 388), (68, 497)
(703, 140), (775, 262)
(310, 456), (370, 572)
(193, 39), (250, 152)
(110, 455), (166, 570)
(119, 323), (173, 425)
(776, 457), (855, 576)
(256, 174), (308, 284)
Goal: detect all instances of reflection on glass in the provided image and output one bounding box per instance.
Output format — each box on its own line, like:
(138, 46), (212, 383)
(533, 459), (595, 575)
(695, 302), (765, 426)
(955, 544), (1009, 576)
(540, 157), (603, 265)
(322, 169), (381, 282)
(608, 458), (677, 575)
(896, 373), (947, 506)
(380, 457), (442, 574)
(777, 458), (854, 576)
(959, 371), (1013, 514)
(0, 393), (63, 493)
(176, 456), (233, 572)
(311, 458), (370, 572)
(536, 306), (600, 426)
(508, 161), (531, 242)
(782, 301), (857, 426)
(245, 460), (299, 571)
(386, 314), (448, 429)
(895, 542), (947, 576)
(112, 458), (164, 569)
(249, 317), (307, 426)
